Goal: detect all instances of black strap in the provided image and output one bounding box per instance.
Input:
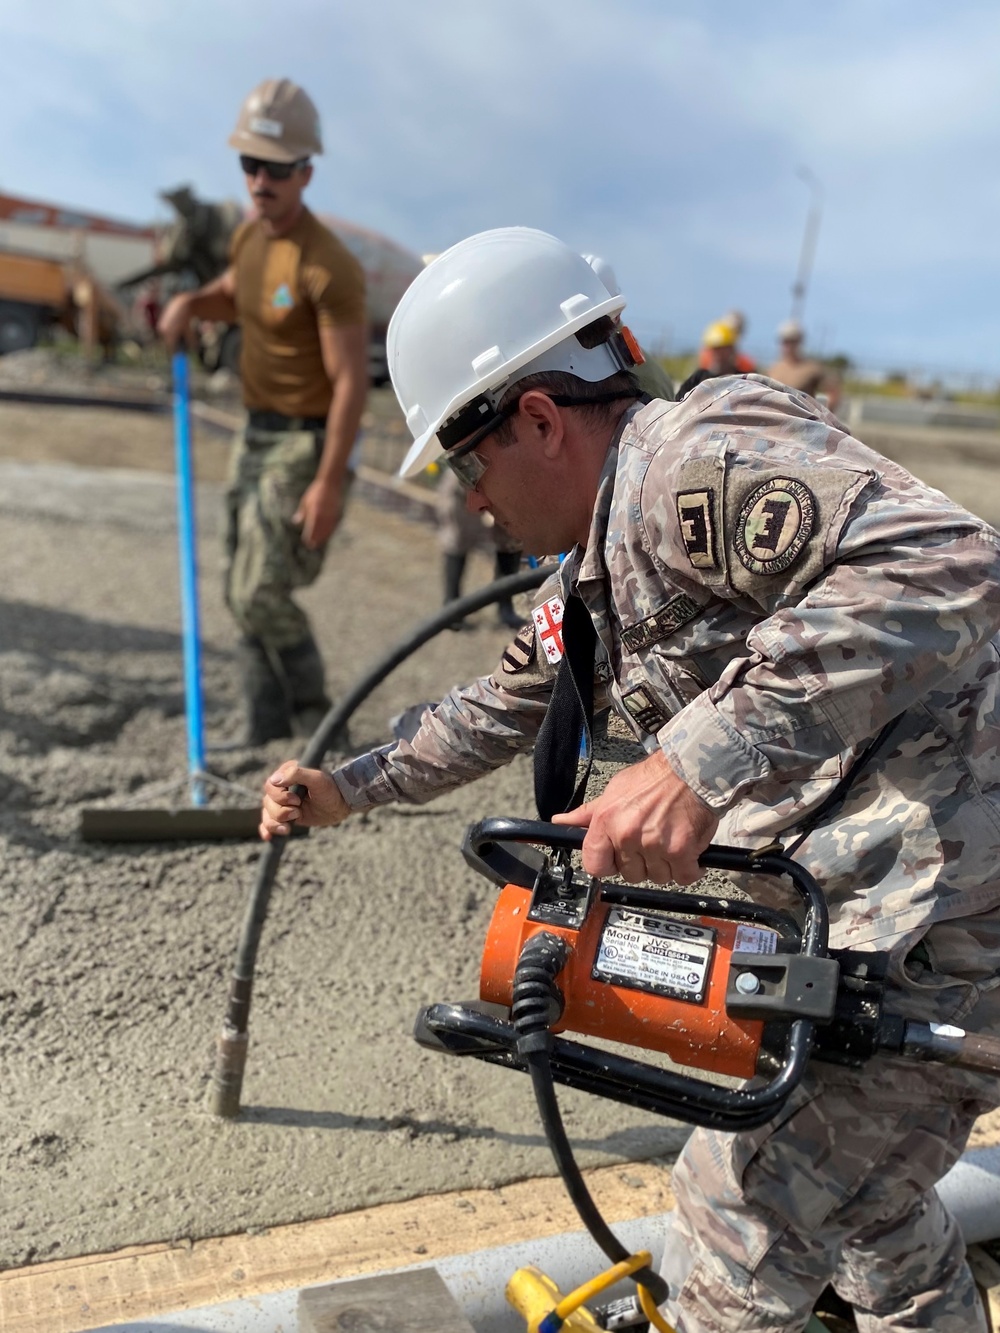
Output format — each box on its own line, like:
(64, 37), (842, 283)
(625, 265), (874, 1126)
(533, 595), (597, 820)
(783, 713), (905, 859)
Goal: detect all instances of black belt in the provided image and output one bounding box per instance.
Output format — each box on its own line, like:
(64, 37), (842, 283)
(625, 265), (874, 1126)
(247, 410), (327, 432)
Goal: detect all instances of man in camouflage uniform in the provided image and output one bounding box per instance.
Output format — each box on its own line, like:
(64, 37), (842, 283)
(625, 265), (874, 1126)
(260, 229), (1000, 1331)
(159, 79), (368, 743)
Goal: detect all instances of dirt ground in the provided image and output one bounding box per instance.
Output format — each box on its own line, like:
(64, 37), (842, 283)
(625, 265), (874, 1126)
(1, 361), (999, 1277)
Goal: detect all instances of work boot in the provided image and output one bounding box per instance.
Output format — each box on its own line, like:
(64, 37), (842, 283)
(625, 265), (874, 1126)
(494, 550), (525, 629)
(278, 633), (333, 739)
(237, 637), (293, 746)
(443, 552), (471, 631)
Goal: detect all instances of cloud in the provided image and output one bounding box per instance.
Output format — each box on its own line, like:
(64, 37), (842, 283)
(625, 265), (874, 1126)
(2, 0), (999, 368)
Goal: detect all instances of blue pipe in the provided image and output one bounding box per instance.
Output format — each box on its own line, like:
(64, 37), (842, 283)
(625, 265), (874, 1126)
(171, 351), (207, 805)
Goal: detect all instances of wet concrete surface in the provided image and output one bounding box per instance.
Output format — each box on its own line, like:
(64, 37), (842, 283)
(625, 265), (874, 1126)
(0, 411), (688, 1271)
(2, 376), (999, 1274)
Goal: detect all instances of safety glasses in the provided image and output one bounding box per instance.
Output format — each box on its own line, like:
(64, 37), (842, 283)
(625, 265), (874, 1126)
(446, 442), (490, 490)
(442, 406), (516, 491)
(239, 155), (308, 181)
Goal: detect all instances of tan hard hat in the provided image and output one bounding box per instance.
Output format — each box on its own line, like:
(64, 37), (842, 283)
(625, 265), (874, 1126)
(228, 79), (323, 162)
(778, 318), (804, 342)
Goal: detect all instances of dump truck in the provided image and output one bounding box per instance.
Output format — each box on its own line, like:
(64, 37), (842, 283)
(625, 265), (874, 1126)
(0, 249), (75, 353)
(121, 185), (424, 384)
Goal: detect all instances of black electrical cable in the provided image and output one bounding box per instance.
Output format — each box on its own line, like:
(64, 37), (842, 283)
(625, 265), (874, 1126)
(207, 562), (558, 1116)
(511, 933), (670, 1308)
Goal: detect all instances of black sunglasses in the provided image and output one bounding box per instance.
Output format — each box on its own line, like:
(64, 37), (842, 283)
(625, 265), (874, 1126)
(239, 155), (308, 181)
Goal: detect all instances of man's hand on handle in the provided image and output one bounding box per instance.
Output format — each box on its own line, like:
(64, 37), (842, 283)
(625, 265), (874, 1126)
(552, 749), (718, 885)
(259, 762), (350, 840)
(157, 294), (194, 354)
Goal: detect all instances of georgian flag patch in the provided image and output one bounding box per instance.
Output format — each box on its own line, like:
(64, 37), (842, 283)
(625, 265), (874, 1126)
(532, 596), (565, 664)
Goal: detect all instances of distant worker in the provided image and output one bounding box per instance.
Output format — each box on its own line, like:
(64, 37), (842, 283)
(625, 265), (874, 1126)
(678, 320), (747, 398)
(768, 318), (841, 412)
(158, 78), (368, 745)
(697, 308), (756, 373)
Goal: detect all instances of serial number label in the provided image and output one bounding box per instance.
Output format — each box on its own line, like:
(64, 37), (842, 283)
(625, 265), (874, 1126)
(593, 909), (716, 1003)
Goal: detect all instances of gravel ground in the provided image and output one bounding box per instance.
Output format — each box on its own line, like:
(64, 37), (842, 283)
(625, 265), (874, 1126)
(0, 383), (692, 1273)
(2, 359), (998, 1274)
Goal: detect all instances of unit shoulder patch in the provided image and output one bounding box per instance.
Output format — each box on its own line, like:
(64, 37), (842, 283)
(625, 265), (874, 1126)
(620, 593), (701, 655)
(734, 477), (816, 576)
(500, 623), (537, 675)
(532, 597), (565, 664)
(620, 684), (671, 734)
(676, 488), (719, 570)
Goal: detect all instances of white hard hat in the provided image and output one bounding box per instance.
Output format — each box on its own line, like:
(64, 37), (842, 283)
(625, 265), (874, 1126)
(390, 227), (627, 478)
(778, 318), (804, 342)
(581, 253), (620, 299)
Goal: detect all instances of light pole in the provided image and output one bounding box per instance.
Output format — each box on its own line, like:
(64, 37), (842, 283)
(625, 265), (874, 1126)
(790, 166), (823, 325)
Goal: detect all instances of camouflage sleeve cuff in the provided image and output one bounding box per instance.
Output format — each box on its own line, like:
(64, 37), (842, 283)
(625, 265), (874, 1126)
(658, 692), (772, 811)
(330, 747), (400, 812)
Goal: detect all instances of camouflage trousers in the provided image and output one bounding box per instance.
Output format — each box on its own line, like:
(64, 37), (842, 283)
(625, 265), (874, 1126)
(223, 424), (332, 653)
(659, 1052), (998, 1332)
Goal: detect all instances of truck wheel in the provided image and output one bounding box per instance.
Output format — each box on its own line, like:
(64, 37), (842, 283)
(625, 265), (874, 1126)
(0, 302), (39, 355)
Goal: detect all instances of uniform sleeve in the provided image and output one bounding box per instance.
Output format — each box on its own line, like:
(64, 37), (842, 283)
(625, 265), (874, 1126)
(640, 402), (1000, 811)
(331, 671), (551, 811)
(301, 241), (367, 327)
(330, 569), (614, 812)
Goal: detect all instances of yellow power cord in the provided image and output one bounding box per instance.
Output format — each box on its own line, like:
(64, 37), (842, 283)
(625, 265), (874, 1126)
(506, 1250), (677, 1333)
(553, 1250), (651, 1322)
(637, 1280), (676, 1333)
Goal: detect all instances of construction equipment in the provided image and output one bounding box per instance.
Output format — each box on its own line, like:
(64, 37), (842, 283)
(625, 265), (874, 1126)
(416, 817), (1000, 1329)
(80, 351), (262, 842)
(118, 185), (423, 383)
(0, 248), (124, 356)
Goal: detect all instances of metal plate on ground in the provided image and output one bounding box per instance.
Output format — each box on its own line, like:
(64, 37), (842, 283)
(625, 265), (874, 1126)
(299, 1267), (475, 1333)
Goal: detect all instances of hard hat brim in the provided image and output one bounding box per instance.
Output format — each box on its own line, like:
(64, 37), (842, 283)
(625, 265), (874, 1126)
(227, 129), (315, 162)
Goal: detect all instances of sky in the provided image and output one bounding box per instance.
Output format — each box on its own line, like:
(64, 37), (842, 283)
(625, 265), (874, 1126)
(4, 0), (1000, 377)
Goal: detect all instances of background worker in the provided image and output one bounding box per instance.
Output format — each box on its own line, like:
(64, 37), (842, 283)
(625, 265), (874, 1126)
(697, 308), (756, 373)
(158, 78), (368, 744)
(679, 319), (746, 397)
(261, 228), (1000, 1331)
(768, 317), (841, 412)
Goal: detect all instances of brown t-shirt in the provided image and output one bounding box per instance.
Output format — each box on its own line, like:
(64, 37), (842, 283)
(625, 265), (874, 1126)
(766, 356), (825, 397)
(231, 208), (366, 418)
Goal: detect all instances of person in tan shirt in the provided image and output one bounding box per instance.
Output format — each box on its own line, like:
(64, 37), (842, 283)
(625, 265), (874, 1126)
(159, 78), (368, 744)
(767, 319), (841, 412)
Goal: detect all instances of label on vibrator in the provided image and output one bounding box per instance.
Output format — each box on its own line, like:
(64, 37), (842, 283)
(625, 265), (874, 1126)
(733, 923), (779, 955)
(593, 909), (717, 1003)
